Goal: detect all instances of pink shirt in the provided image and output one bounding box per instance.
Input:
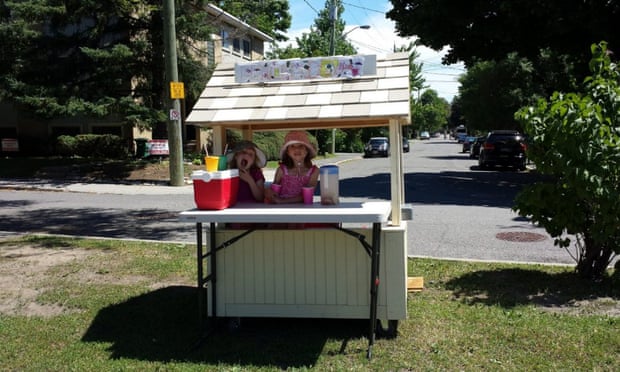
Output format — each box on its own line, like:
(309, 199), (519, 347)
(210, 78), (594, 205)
(278, 164), (317, 198)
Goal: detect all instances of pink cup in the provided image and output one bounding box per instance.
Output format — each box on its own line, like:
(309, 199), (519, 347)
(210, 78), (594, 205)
(270, 183), (282, 195)
(302, 186), (314, 204)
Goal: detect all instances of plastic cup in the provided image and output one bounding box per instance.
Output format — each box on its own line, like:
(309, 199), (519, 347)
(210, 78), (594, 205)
(302, 186), (314, 204)
(205, 156), (219, 172)
(270, 183), (282, 195)
(217, 156), (228, 170)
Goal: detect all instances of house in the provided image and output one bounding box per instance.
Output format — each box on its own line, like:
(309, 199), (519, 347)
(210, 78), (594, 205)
(0, 3), (272, 156)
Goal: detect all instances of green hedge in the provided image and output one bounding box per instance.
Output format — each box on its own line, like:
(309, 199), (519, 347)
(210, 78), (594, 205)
(55, 134), (129, 159)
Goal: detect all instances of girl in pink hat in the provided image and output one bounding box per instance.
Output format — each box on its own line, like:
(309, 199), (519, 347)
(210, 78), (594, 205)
(265, 131), (319, 204)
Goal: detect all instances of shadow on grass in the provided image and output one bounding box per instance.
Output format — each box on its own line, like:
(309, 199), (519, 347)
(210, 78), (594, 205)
(445, 268), (619, 309)
(82, 286), (367, 367)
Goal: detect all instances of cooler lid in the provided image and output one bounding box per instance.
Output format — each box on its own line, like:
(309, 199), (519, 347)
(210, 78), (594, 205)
(191, 169), (239, 182)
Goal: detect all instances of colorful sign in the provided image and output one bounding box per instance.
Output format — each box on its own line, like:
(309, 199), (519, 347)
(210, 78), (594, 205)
(148, 139), (169, 156)
(235, 55), (375, 83)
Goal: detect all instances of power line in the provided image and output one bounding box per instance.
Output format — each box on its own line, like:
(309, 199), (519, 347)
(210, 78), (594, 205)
(301, 0), (320, 15)
(342, 1), (384, 14)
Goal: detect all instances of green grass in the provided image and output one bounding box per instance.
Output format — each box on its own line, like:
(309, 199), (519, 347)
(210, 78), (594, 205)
(0, 235), (618, 371)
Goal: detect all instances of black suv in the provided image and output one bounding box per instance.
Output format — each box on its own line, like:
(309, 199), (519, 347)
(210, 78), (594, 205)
(364, 137), (389, 157)
(478, 130), (527, 171)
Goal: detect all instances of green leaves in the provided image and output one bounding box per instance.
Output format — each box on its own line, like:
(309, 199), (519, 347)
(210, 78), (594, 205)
(514, 41), (620, 279)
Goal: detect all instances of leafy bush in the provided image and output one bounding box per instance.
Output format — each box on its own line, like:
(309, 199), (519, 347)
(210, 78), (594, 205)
(54, 134), (129, 159)
(514, 42), (620, 280)
(56, 135), (77, 157)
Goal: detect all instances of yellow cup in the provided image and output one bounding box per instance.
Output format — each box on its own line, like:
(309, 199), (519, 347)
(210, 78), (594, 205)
(205, 156), (219, 172)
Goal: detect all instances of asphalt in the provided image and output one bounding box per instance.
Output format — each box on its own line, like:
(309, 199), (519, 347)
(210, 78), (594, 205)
(0, 154), (363, 195)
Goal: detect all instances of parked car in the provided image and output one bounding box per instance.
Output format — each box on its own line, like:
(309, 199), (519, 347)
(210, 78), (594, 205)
(478, 130), (527, 170)
(454, 125), (467, 141)
(364, 137), (389, 157)
(419, 131), (431, 140)
(462, 136), (477, 153)
(469, 136), (486, 158)
(402, 137), (410, 152)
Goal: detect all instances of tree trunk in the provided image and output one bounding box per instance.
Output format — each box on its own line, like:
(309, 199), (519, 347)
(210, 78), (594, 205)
(576, 233), (613, 280)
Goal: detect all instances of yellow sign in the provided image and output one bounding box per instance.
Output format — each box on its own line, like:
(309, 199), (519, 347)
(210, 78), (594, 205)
(170, 82), (185, 99)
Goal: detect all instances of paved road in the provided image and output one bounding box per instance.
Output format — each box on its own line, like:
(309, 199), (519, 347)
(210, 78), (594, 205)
(0, 141), (583, 266)
(400, 138), (577, 265)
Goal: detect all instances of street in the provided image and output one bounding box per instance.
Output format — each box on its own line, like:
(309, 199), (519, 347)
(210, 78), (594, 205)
(0, 137), (578, 265)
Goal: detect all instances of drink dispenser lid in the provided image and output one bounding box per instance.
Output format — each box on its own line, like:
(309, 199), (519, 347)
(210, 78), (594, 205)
(320, 165), (338, 174)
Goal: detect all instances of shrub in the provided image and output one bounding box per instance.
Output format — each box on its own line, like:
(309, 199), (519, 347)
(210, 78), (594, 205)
(56, 135), (78, 157)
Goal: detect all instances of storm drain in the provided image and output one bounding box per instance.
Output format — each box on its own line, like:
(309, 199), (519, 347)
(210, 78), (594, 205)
(496, 231), (547, 242)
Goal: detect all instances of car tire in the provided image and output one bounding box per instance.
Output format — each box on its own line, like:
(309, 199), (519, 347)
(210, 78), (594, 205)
(479, 153), (487, 169)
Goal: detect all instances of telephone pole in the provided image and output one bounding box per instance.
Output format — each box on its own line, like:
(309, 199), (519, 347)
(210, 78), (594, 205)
(163, 0), (184, 186)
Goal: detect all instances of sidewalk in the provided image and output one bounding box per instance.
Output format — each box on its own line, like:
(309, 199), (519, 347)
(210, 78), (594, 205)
(0, 154), (362, 195)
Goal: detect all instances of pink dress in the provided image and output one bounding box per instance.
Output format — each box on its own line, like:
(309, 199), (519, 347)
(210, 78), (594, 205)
(278, 164), (317, 198)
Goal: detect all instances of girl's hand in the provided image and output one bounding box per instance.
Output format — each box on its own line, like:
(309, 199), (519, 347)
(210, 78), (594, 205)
(238, 168), (253, 183)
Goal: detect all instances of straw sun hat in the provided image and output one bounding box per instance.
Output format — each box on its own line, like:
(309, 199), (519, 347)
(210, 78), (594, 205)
(226, 140), (267, 168)
(279, 131), (317, 159)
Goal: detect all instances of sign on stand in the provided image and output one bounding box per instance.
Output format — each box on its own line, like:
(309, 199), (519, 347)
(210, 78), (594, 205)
(1, 138), (19, 152)
(148, 139), (169, 156)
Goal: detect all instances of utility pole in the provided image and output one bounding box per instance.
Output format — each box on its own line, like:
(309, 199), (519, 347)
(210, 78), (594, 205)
(329, 1), (337, 153)
(163, 0), (184, 186)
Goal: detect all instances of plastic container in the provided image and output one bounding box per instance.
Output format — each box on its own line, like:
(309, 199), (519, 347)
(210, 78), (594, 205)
(191, 170), (239, 210)
(319, 165), (339, 205)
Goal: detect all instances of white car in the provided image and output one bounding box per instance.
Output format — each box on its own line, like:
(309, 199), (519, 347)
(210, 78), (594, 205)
(419, 131), (430, 140)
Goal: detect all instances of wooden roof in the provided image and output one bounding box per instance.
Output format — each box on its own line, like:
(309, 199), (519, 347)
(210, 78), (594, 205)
(185, 52), (411, 131)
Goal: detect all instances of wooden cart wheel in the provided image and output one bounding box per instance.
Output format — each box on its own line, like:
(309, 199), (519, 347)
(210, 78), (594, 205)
(375, 319), (399, 339)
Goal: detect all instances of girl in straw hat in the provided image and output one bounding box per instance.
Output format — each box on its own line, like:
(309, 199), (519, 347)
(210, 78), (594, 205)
(265, 131), (319, 204)
(227, 140), (267, 202)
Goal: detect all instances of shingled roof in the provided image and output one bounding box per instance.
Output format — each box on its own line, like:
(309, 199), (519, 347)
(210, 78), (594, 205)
(186, 52), (411, 131)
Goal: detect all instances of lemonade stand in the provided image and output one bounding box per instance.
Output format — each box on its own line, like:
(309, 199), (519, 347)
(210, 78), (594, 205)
(180, 52), (411, 357)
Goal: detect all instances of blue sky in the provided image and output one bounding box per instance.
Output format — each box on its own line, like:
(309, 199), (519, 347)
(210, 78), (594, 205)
(282, 0), (465, 102)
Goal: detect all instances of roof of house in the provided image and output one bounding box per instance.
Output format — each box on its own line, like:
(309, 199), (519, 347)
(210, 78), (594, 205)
(206, 4), (273, 42)
(185, 52), (411, 131)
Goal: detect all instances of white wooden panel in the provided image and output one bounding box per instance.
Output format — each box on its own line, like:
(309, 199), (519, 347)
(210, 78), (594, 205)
(210, 227), (407, 320)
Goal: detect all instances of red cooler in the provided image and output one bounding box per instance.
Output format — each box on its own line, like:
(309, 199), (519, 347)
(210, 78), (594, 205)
(191, 170), (239, 210)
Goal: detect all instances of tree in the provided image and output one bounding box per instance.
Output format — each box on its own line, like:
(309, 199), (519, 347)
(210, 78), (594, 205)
(215, 0), (291, 42)
(411, 90), (449, 135)
(395, 42), (426, 138)
(269, 0), (355, 60)
(1, 1), (213, 131)
(514, 42), (620, 280)
(387, 0), (619, 72)
(458, 54), (541, 133)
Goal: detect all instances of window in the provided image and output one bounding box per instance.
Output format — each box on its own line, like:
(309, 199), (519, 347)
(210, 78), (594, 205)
(242, 39), (251, 57)
(221, 29), (231, 49)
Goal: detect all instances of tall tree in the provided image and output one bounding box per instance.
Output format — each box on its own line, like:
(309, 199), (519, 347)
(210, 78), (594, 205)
(1, 0), (213, 130)
(411, 89), (449, 135)
(457, 53), (540, 133)
(269, 0), (356, 60)
(215, 0), (291, 42)
(387, 0), (619, 71)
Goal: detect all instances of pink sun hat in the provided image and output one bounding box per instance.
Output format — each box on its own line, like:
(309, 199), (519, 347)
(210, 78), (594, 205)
(279, 131), (317, 159)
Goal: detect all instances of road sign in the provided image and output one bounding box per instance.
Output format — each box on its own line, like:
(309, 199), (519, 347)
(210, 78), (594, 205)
(170, 82), (185, 99)
(169, 109), (180, 121)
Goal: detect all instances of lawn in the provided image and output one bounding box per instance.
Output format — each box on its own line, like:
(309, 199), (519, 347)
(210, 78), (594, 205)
(0, 235), (618, 371)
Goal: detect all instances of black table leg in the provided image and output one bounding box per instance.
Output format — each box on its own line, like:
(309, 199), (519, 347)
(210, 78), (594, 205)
(209, 222), (217, 319)
(367, 222), (381, 359)
(196, 222), (205, 326)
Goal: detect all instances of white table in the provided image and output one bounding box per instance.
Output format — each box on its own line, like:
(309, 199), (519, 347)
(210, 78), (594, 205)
(179, 201), (391, 358)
